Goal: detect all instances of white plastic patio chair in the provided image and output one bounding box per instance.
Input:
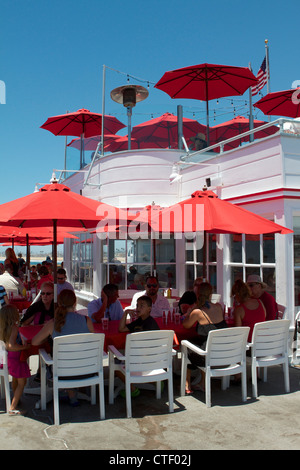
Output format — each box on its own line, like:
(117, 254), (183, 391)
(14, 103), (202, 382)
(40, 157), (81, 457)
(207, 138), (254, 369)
(108, 330), (174, 418)
(39, 333), (106, 425)
(248, 319), (290, 398)
(0, 340), (11, 412)
(180, 327), (250, 408)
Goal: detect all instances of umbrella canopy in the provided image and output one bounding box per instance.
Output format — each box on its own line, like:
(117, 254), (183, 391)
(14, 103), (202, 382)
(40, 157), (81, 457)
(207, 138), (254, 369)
(209, 115), (278, 150)
(131, 112), (206, 148)
(0, 181), (128, 301)
(155, 64), (258, 145)
(41, 108), (125, 168)
(67, 134), (121, 151)
(149, 189), (293, 277)
(41, 108), (125, 138)
(254, 88), (300, 118)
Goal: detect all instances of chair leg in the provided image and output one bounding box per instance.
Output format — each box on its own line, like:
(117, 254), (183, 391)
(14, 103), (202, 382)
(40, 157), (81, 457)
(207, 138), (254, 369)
(168, 376), (174, 413)
(252, 360), (258, 398)
(283, 359), (290, 393)
(156, 381), (161, 399)
(108, 353), (115, 405)
(40, 359), (47, 410)
(3, 375), (11, 412)
(91, 385), (96, 405)
(125, 380), (132, 418)
(241, 366), (247, 402)
(98, 374), (105, 420)
(180, 346), (187, 396)
(205, 369), (211, 408)
(53, 383), (60, 426)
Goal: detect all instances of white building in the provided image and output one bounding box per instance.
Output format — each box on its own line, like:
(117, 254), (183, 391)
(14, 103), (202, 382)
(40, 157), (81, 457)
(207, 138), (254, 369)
(60, 119), (300, 323)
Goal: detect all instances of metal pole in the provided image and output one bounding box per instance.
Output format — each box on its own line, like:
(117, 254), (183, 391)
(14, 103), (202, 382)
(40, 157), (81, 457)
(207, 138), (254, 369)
(101, 65), (106, 156)
(248, 62), (254, 142)
(265, 39), (271, 122)
(177, 105), (183, 149)
(127, 106), (132, 150)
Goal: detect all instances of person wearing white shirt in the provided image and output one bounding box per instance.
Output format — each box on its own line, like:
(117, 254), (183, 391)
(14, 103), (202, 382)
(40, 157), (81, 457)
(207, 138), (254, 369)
(126, 276), (170, 318)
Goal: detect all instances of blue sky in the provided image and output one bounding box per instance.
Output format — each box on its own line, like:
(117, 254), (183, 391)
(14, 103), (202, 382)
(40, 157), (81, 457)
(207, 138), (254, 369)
(0, 0), (298, 210)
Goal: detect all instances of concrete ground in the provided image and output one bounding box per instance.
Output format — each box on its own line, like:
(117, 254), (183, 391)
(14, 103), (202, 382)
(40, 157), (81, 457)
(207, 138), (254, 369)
(0, 356), (299, 451)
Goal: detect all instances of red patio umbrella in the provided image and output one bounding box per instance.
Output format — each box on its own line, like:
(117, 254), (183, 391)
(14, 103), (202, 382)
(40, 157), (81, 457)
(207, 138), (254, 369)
(209, 115), (278, 150)
(41, 108), (125, 167)
(155, 64), (258, 145)
(131, 112), (206, 149)
(148, 189), (293, 278)
(253, 88), (300, 118)
(0, 181), (128, 301)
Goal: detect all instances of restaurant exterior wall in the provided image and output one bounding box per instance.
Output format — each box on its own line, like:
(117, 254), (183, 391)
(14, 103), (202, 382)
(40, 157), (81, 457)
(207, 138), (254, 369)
(63, 132), (299, 321)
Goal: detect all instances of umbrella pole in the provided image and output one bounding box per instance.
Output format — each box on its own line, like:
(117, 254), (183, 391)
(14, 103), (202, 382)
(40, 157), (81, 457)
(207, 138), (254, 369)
(206, 100), (210, 147)
(53, 219), (58, 306)
(203, 231), (207, 280)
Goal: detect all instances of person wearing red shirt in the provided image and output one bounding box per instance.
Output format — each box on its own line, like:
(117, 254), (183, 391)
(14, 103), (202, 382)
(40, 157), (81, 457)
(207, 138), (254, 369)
(246, 274), (278, 321)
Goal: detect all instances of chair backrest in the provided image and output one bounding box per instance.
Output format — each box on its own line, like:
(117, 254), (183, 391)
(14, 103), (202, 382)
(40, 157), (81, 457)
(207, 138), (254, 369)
(205, 327), (249, 367)
(0, 340), (8, 371)
(53, 333), (105, 378)
(124, 330), (174, 373)
(251, 320), (290, 357)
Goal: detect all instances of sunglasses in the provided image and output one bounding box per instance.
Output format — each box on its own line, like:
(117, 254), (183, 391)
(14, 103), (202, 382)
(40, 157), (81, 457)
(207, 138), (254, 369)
(41, 292), (53, 296)
(146, 284), (158, 288)
(248, 283), (259, 287)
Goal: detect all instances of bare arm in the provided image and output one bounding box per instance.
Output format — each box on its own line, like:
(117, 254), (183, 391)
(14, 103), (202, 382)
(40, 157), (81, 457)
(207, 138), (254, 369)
(31, 320), (54, 346)
(234, 305), (244, 327)
(118, 311), (130, 332)
(7, 325), (30, 352)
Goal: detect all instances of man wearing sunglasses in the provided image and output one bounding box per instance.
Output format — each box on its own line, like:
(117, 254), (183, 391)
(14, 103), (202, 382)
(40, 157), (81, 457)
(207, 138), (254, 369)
(126, 275), (170, 318)
(21, 281), (54, 326)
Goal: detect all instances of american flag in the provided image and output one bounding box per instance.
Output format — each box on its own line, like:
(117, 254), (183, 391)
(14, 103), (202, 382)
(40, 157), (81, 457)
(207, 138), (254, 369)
(251, 57), (269, 96)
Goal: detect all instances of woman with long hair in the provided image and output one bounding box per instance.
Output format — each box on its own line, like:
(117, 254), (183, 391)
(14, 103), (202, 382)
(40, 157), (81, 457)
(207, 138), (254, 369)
(231, 279), (266, 341)
(182, 282), (227, 394)
(0, 304), (31, 415)
(32, 289), (94, 406)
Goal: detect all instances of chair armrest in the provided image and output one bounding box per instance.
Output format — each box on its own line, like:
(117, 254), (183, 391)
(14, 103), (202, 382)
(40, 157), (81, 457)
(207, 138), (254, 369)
(39, 348), (53, 366)
(172, 349), (177, 356)
(108, 345), (125, 361)
(181, 340), (206, 356)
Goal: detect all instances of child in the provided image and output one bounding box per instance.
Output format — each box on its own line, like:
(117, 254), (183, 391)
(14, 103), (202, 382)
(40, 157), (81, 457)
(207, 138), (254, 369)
(0, 305), (31, 415)
(118, 295), (159, 333)
(117, 295), (159, 398)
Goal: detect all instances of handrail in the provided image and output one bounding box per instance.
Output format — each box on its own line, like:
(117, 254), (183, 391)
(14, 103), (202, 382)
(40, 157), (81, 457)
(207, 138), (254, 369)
(179, 117), (297, 164)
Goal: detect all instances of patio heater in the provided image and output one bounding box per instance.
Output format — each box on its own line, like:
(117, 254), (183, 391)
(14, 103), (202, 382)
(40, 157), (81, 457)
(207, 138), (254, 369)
(110, 85), (149, 149)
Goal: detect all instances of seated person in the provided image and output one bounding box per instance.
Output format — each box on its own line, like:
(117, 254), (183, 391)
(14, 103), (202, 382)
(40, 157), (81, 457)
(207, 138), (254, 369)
(182, 282), (227, 394)
(0, 263), (25, 296)
(57, 268), (74, 295)
(20, 281), (54, 326)
(37, 265), (53, 291)
(88, 283), (123, 323)
(190, 133), (207, 151)
(0, 285), (9, 307)
(117, 295), (159, 398)
(232, 279), (266, 341)
(246, 274), (278, 321)
(178, 291), (197, 316)
(119, 295), (160, 333)
(126, 276), (170, 318)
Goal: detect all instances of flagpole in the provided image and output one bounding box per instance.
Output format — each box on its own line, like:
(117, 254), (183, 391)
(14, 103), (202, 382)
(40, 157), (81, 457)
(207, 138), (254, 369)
(265, 39), (271, 121)
(248, 62), (254, 142)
